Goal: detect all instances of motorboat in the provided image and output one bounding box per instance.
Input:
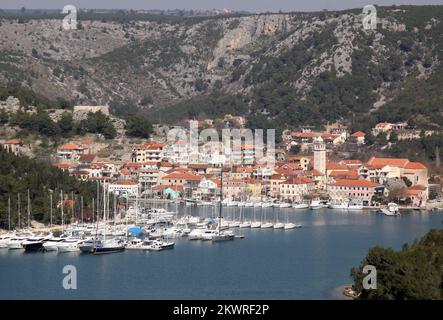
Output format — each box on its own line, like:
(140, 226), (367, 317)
(43, 238), (66, 251)
(279, 203), (292, 208)
(201, 229), (219, 241)
(253, 202), (262, 208)
(188, 228), (206, 240)
(388, 203), (399, 213)
(292, 202), (309, 209)
(58, 238), (81, 253)
(0, 233), (14, 248)
(226, 201), (238, 207)
(126, 238), (151, 251)
(309, 200), (322, 210)
(328, 200), (350, 209)
(79, 238), (96, 253)
(261, 202), (274, 208)
(244, 202), (254, 207)
(92, 239), (125, 254)
(22, 233), (53, 251)
(347, 201), (364, 210)
(7, 235), (32, 250)
(212, 230), (235, 242)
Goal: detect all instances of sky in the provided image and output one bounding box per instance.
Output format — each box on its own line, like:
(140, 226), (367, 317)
(0, 0), (442, 12)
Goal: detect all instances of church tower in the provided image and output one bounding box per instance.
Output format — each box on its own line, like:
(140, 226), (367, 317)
(313, 136), (326, 175)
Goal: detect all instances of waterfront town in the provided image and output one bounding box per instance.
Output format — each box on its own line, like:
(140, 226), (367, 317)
(1, 102), (441, 213)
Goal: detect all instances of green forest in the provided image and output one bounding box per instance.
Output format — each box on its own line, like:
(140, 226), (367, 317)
(351, 229), (443, 299)
(0, 148), (98, 229)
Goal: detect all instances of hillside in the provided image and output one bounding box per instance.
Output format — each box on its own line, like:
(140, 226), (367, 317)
(0, 6), (442, 131)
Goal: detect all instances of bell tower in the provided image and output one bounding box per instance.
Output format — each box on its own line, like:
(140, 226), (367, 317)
(313, 136), (326, 175)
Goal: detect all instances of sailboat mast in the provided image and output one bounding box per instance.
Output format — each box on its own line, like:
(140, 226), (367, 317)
(17, 193), (20, 230)
(8, 197), (11, 231)
(103, 182), (107, 242)
(50, 191), (53, 227)
(27, 189), (30, 228)
(81, 196), (84, 225)
(60, 190), (64, 233)
(218, 166), (223, 230)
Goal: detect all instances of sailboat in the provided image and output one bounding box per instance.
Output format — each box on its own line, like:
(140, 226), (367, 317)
(284, 209), (301, 230)
(260, 207), (273, 229)
(212, 167), (235, 242)
(273, 210), (284, 229)
(92, 182), (125, 254)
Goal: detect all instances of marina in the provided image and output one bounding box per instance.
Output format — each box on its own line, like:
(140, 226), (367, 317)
(1, 204), (442, 299)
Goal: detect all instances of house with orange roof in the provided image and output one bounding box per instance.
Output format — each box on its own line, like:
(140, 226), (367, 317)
(195, 178), (221, 201)
(405, 185), (427, 207)
(57, 142), (87, 161)
(286, 155), (312, 171)
(131, 142), (165, 163)
(328, 179), (384, 205)
(360, 157), (428, 189)
(1, 138), (23, 155)
(160, 172), (203, 197)
(279, 176), (315, 201)
(349, 131), (366, 145)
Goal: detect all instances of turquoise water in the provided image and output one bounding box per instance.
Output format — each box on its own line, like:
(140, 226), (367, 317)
(0, 206), (442, 300)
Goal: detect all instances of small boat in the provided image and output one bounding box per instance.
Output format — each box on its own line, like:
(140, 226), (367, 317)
(309, 200), (322, 210)
(79, 238), (96, 253)
(292, 202), (309, 209)
(188, 228), (206, 240)
(0, 233), (14, 248)
(125, 238), (151, 251)
(261, 202), (274, 208)
(284, 223), (302, 230)
(253, 202), (262, 208)
(388, 202), (399, 214)
(228, 221), (240, 228)
(328, 200), (349, 209)
(226, 201), (238, 207)
(212, 230), (235, 242)
(43, 238), (66, 251)
(239, 221), (251, 228)
(244, 202), (254, 207)
(201, 229), (219, 241)
(273, 222), (285, 229)
(58, 238), (81, 253)
(279, 203), (292, 208)
(260, 222), (274, 229)
(92, 239), (125, 254)
(347, 201), (364, 210)
(250, 221), (261, 228)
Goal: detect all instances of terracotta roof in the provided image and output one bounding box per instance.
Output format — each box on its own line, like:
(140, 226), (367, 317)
(341, 160), (362, 166)
(4, 139), (22, 145)
(351, 131), (366, 137)
(58, 142), (84, 151)
(78, 154), (96, 163)
(282, 176), (314, 185)
(409, 184), (427, 191)
(404, 162), (427, 170)
(329, 179), (382, 188)
(329, 170), (359, 178)
(366, 157), (410, 168)
(111, 180), (138, 186)
(163, 173), (202, 181)
(326, 162), (348, 171)
(291, 132), (318, 138)
(53, 163), (73, 169)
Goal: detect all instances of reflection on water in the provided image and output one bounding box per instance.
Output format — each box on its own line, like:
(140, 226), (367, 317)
(0, 205), (442, 300)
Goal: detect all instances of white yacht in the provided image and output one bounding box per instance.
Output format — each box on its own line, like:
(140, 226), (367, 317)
(328, 200), (349, 209)
(309, 200), (322, 210)
(388, 203), (399, 213)
(201, 229), (219, 241)
(188, 228), (206, 240)
(0, 233), (14, 248)
(292, 202), (309, 209)
(273, 222), (285, 229)
(57, 238), (81, 253)
(253, 202), (262, 208)
(244, 202), (254, 207)
(279, 203), (292, 208)
(7, 233), (33, 250)
(126, 238), (151, 251)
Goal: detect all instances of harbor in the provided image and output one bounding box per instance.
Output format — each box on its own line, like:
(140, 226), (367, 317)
(1, 204), (442, 299)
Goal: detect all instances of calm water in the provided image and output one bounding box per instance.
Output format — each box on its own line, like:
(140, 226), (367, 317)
(1, 205), (442, 300)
